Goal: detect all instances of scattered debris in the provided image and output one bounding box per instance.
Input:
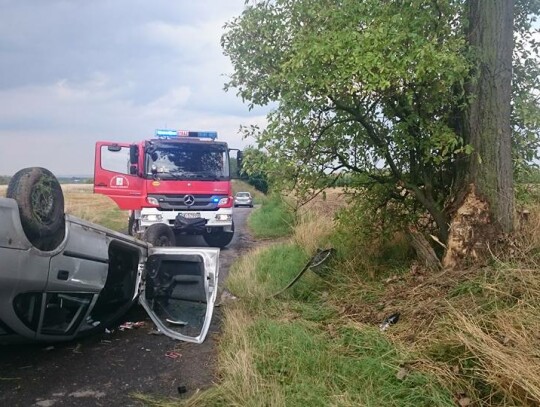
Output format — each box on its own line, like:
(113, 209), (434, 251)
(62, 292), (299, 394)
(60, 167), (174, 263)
(384, 275), (400, 284)
(141, 347), (151, 352)
(165, 351), (181, 359)
(216, 290), (238, 307)
(177, 385), (187, 394)
(35, 400), (56, 407)
(68, 390), (106, 399)
(379, 312), (400, 331)
(166, 319), (188, 326)
(458, 397), (471, 407)
(72, 343), (82, 354)
(119, 321), (145, 331)
(100, 340), (111, 344)
(44, 346), (55, 351)
(0, 377), (21, 381)
(148, 329), (163, 336)
(104, 328), (112, 334)
(396, 367), (409, 380)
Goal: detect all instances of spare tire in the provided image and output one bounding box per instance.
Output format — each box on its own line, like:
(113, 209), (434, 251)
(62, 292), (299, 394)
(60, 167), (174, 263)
(143, 223), (176, 247)
(7, 167), (65, 251)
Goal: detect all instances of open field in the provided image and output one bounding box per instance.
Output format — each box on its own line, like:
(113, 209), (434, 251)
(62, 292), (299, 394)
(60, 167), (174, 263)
(2, 182), (267, 232)
(1, 183), (127, 231)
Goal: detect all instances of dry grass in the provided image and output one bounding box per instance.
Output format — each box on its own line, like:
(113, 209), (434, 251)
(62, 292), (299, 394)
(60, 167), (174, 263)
(322, 197), (540, 405)
(331, 261), (540, 403)
(300, 188), (349, 216)
(508, 203), (540, 262)
(450, 308), (540, 405)
(63, 185), (126, 231)
(293, 211), (335, 254)
(2, 183), (126, 231)
(209, 305), (286, 407)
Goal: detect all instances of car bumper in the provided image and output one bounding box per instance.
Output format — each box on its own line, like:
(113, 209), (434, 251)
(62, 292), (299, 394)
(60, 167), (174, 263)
(139, 207), (234, 232)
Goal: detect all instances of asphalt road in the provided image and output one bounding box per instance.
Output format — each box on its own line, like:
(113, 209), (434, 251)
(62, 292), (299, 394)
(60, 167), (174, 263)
(0, 207), (255, 407)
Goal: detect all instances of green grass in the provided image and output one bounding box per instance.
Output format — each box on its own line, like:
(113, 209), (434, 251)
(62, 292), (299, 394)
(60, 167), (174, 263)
(244, 320), (454, 407)
(191, 239), (454, 407)
(140, 189), (461, 407)
(247, 194), (295, 238)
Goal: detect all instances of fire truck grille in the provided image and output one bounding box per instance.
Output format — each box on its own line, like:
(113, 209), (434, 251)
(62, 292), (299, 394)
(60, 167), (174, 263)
(148, 194), (224, 211)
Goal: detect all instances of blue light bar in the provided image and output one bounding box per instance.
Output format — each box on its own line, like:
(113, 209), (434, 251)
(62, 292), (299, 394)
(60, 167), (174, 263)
(155, 129), (218, 140)
(155, 129), (178, 138)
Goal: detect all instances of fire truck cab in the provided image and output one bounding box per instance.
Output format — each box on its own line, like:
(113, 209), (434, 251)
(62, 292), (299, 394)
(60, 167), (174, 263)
(94, 130), (239, 248)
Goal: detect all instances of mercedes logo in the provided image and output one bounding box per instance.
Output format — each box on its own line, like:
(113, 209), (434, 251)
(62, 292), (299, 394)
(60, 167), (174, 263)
(183, 195), (195, 206)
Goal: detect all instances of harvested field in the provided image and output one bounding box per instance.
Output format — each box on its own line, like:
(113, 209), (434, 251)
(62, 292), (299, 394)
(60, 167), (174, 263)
(1, 184), (127, 231)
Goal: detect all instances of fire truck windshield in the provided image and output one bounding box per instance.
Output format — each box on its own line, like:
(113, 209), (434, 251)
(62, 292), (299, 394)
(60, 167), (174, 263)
(145, 141), (230, 181)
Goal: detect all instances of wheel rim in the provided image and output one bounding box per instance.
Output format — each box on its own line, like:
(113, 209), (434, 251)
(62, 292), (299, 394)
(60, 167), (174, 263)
(31, 179), (55, 225)
(309, 249), (334, 268)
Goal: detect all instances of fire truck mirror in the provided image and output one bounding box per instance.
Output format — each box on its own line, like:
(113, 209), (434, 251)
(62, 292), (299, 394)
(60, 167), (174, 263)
(129, 144), (139, 164)
(108, 144), (121, 152)
(129, 164), (138, 175)
(237, 151), (244, 171)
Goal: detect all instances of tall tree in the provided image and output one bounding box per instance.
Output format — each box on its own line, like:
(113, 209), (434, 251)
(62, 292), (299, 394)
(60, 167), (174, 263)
(444, 0), (515, 267)
(223, 0), (539, 264)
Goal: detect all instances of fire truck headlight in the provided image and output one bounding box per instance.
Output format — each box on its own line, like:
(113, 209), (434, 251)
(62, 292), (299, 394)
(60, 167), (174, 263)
(217, 197), (229, 206)
(142, 214), (163, 222)
(147, 197), (159, 206)
(216, 214), (232, 221)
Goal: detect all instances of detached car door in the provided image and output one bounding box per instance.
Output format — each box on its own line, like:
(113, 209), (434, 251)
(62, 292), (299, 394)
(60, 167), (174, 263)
(139, 247), (220, 344)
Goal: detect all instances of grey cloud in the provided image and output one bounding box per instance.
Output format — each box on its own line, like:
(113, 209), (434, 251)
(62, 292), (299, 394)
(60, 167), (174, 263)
(0, 0), (267, 175)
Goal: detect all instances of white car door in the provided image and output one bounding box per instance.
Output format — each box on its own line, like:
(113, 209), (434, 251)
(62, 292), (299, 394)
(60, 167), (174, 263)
(139, 247), (220, 344)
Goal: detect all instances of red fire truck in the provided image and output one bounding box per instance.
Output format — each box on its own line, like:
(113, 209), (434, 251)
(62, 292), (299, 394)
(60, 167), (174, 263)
(94, 130), (239, 248)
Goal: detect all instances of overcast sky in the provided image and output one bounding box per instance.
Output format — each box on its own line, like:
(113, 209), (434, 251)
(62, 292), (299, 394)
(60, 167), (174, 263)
(0, 0), (267, 176)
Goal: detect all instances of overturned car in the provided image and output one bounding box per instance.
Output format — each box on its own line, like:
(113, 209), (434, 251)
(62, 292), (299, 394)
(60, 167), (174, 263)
(0, 167), (219, 345)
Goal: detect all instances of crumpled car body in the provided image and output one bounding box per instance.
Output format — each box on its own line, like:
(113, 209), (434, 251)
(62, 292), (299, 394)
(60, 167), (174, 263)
(0, 196), (219, 345)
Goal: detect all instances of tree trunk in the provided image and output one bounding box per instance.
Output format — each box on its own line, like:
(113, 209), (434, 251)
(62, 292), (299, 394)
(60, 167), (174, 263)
(443, 0), (514, 269)
(408, 228), (442, 271)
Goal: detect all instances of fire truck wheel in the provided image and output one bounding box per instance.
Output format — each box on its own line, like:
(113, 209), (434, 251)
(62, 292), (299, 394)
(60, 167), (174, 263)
(143, 223), (176, 247)
(203, 223), (234, 248)
(7, 167), (65, 251)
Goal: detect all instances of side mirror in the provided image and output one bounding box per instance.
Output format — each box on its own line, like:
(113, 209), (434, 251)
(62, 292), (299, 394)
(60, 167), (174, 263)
(237, 150), (244, 170)
(129, 165), (138, 175)
(108, 144), (121, 152)
(129, 144), (139, 165)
